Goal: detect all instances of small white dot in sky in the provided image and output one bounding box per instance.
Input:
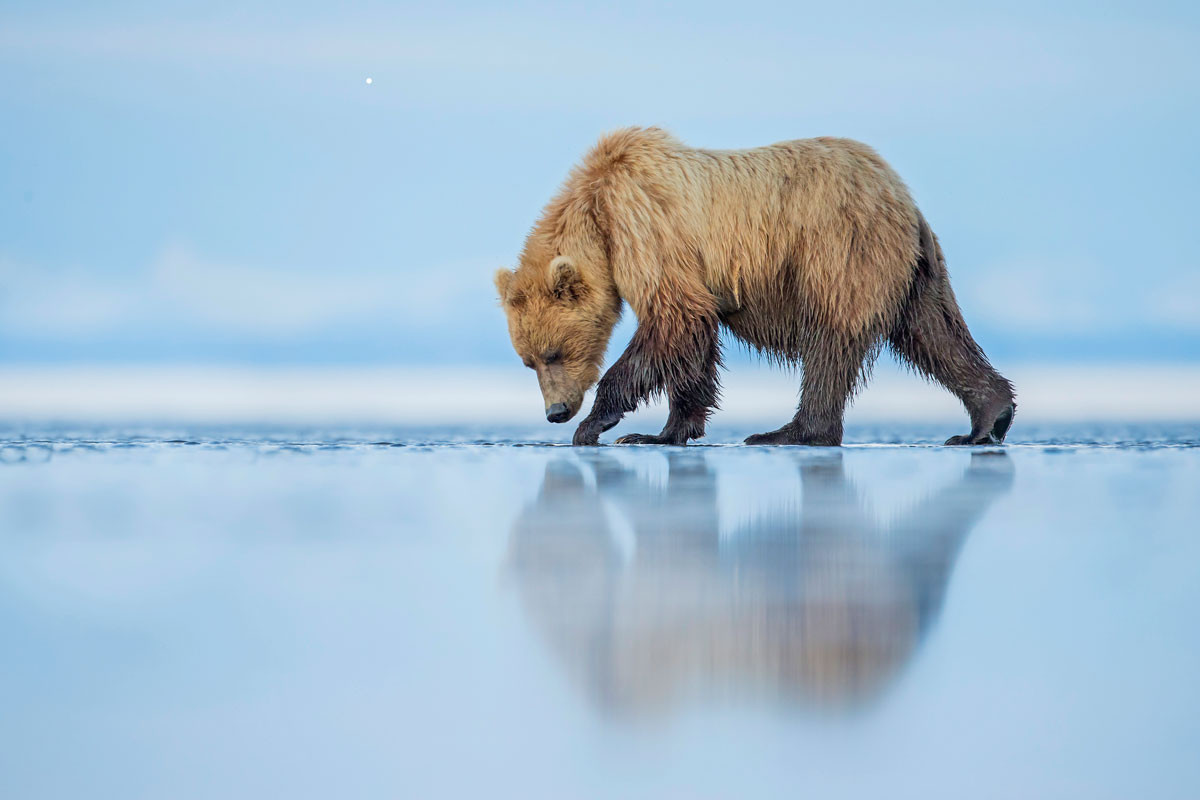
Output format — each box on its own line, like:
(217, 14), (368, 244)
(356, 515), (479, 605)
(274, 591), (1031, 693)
(365, 77), (373, 85)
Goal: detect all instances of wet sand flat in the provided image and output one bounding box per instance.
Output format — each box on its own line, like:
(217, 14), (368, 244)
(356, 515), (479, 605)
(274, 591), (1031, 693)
(1, 424), (1198, 799)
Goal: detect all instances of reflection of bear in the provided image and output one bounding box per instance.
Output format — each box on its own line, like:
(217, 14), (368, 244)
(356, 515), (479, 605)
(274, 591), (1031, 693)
(494, 128), (1015, 446)
(506, 452), (1013, 714)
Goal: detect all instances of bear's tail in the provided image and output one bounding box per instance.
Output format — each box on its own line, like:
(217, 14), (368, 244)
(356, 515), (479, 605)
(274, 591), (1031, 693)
(914, 211), (947, 282)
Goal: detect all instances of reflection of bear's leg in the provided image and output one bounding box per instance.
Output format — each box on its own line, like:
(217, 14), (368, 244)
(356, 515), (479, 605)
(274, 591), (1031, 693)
(890, 217), (1016, 445)
(888, 452), (1013, 631)
(745, 334), (869, 446)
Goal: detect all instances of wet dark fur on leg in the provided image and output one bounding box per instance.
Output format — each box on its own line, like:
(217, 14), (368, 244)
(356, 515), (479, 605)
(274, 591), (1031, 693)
(744, 214), (1014, 447)
(888, 215), (1016, 445)
(744, 333), (874, 446)
(575, 309), (721, 446)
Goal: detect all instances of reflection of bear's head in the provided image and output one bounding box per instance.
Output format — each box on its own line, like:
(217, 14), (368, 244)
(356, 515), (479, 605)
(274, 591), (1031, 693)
(495, 205), (619, 424)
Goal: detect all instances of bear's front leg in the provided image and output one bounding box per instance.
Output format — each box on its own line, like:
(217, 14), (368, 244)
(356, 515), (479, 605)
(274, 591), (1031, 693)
(613, 373), (719, 445)
(572, 336), (658, 446)
(574, 312), (719, 446)
(571, 340), (647, 446)
(572, 407), (624, 446)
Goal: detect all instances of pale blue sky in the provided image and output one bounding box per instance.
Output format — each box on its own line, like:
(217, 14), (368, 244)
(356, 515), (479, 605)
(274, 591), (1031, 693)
(1, 0), (1197, 365)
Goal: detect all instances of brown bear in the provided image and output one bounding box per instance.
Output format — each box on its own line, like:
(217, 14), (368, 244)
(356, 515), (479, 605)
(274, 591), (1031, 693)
(495, 127), (1015, 446)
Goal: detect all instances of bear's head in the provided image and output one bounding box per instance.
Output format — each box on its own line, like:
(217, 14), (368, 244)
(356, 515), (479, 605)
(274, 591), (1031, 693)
(495, 254), (621, 424)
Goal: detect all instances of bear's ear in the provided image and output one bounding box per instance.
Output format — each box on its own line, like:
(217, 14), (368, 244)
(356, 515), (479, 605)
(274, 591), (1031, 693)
(494, 268), (515, 304)
(549, 256), (585, 302)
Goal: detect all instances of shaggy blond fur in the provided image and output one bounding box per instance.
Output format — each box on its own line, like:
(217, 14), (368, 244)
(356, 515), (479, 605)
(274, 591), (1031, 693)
(496, 127), (1014, 446)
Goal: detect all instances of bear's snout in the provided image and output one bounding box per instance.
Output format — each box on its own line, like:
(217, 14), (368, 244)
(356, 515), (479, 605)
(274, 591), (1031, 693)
(546, 403), (571, 423)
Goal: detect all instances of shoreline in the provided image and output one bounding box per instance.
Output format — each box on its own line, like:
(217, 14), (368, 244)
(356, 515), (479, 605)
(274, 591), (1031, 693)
(0, 362), (1197, 425)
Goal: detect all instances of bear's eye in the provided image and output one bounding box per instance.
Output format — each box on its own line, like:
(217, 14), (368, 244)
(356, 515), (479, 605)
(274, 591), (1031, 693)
(542, 350), (562, 365)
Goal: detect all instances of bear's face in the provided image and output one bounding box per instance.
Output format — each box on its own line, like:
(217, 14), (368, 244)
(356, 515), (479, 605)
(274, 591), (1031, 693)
(495, 257), (620, 424)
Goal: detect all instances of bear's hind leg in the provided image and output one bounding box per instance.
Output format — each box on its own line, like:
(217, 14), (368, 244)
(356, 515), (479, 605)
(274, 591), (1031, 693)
(889, 273), (1015, 446)
(744, 335), (868, 446)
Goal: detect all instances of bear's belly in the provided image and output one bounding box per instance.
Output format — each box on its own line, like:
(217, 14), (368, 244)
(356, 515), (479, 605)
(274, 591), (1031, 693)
(719, 301), (814, 362)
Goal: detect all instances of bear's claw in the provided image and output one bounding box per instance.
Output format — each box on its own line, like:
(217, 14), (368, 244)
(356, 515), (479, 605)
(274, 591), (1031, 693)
(614, 433), (685, 445)
(572, 428), (601, 446)
(944, 433), (1000, 446)
(945, 403), (1015, 446)
(744, 424), (841, 446)
(572, 413), (622, 446)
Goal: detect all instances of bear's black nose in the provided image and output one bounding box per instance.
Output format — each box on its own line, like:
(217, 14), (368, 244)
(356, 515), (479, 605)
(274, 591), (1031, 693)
(546, 403), (570, 423)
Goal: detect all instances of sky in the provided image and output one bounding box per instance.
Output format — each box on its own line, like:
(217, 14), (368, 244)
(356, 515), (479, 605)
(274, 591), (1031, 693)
(1, 0), (1198, 367)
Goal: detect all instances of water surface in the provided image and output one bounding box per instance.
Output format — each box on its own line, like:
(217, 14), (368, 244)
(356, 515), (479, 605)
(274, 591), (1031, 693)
(1, 424), (1197, 799)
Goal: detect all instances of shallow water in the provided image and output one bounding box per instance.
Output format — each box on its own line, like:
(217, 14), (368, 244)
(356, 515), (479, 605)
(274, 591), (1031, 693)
(2, 424), (1198, 799)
